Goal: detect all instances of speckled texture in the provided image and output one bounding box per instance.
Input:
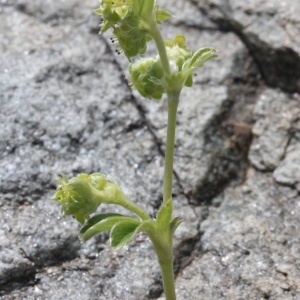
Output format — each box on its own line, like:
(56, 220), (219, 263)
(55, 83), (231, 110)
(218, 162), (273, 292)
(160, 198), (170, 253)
(249, 89), (300, 171)
(173, 170), (300, 299)
(196, 0), (300, 92)
(1, 0), (300, 299)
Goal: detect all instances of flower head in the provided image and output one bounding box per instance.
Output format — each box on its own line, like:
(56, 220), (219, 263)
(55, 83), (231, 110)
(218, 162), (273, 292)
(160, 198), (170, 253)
(52, 173), (128, 224)
(129, 58), (165, 99)
(165, 35), (217, 88)
(95, 0), (172, 60)
(128, 35), (217, 99)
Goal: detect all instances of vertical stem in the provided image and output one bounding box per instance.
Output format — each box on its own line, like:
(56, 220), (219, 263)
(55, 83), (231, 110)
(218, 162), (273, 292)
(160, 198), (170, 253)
(149, 234), (176, 300)
(158, 250), (176, 300)
(148, 23), (171, 77)
(163, 92), (180, 204)
(147, 21), (180, 204)
(147, 18), (179, 300)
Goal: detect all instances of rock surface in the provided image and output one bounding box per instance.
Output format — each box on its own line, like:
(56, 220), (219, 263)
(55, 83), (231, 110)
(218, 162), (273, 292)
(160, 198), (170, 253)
(0, 0), (299, 299)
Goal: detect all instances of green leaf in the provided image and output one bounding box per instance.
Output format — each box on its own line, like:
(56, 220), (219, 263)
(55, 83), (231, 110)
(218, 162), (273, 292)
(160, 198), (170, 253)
(184, 74), (193, 87)
(94, 8), (103, 15)
(80, 213), (122, 234)
(188, 47), (217, 69)
(80, 213), (137, 242)
(156, 8), (172, 24)
(170, 216), (183, 235)
(110, 219), (141, 248)
(132, 0), (155, 20)
(156, 198), (173, 231)
(135, 219), (156, 235)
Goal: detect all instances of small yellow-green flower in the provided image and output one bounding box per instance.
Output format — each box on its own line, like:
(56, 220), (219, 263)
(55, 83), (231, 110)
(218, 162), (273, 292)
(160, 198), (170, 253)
(52, 174), (101, 224)
(165, 35), (217, 88)
(52, 173), (129, 224)
(128, 35), (217, 99)
(95, 0), (172, 60)
(129, 58), (165, 99)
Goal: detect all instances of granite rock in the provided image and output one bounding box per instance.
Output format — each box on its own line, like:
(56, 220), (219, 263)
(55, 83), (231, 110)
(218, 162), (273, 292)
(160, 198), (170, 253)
(1, 0), (300, 299)
(196, 0), (300, 92)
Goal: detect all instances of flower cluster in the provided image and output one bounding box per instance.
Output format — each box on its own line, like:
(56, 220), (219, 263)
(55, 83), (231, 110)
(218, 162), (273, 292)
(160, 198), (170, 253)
(53, 173), (128, 224)
(95, 0), (171, 60)
(129, 58), (165, 99)
(129, 35), (217, 99)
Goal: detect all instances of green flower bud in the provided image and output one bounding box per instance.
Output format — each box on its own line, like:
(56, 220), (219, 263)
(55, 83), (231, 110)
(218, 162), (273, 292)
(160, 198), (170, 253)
(113, 10), (149, 59)
(164, 35), (217, 89)
(53, 174), (103, 224)
(77, 173), (107, 190)
(165, 35), (193, 73)
(128, 35), (217, 99)
(129, 58), (165, 99)
(94, 0), (131, 32)
(52, 173), (130, 224)
(95, 0), (172, 60)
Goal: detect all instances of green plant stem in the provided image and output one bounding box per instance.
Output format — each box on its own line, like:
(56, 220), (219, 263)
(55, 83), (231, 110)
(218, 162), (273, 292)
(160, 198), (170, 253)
(158, 250), (176, 300)
(148, 22), (180, 204)
(149, 233), (176, 300)
(163, 92), (179, 204)
(121, 195), (151, 221)
(148, 23), (171, 77)
(147, 17), (178, 300)
(158, 254), (176, 299)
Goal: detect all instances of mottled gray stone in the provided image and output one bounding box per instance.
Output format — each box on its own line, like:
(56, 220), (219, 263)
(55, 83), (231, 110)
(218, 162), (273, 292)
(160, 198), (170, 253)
(1, 0), (300, 299)
(249, 88), (300, 171)
(274, 142), (300, 187)
(173, 169), (300, 299)
(196, 0), (300, 92)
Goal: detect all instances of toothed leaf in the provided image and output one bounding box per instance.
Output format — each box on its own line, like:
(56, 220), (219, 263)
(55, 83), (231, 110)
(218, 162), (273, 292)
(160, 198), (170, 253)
(80, 214), (137, 242)
(156, 198), (173, 231)
(170, 216), (183, 235)
(156, 8), (172, 24)
(110, 219), (141, 248)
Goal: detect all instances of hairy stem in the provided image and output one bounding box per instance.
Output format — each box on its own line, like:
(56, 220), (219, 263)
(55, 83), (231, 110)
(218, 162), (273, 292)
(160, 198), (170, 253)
(147, 17), (179, 300)
(148, 23), (171, 77)
(149, 232), (176, 300)
(163, 92), (180, 204)
(159, 252), (176, 300)
(120, 195), (151, 221)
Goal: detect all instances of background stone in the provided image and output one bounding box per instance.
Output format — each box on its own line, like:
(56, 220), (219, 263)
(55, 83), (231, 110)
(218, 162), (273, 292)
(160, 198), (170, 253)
(1, 0), (300, 299)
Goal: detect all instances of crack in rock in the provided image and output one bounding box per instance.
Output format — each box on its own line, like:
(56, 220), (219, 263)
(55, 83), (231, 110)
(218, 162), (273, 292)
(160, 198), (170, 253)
(194, 0), (300, 93)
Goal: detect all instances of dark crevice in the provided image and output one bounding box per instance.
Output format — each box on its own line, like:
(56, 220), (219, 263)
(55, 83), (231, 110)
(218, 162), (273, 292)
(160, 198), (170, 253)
(278, 131), (294, 163)
(173, 235), (200, 276)
(0, 236), (80, 296)
(14, 2), (76, 25)
(34, 64), (96, 84)
(122, 118), (145, 133)
(193, 0), (300, 93)
(170, 20), (220, 32)
(0, 271), (40, 296)
(228, 27), (300, 93)
(0, 238), (81, 295)
(190, 48), (261, 205)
